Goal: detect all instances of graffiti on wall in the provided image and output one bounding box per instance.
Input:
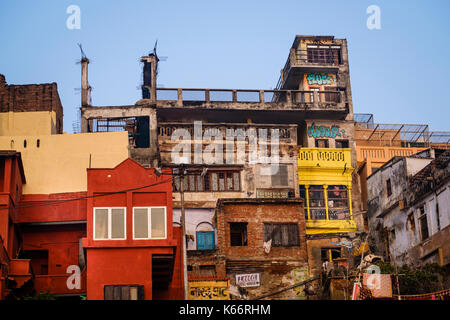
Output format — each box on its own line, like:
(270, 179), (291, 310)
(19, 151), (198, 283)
(308, 123), (345, 138)
(306, 73), (336, 86)
(188, 281), (230, 300)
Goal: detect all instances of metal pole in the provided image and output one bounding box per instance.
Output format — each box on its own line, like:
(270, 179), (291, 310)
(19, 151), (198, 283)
(180, 168), (189, 300)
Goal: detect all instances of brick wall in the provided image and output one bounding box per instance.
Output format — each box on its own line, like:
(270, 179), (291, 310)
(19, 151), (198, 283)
(0, 75), (63, 133)
(213, 199), (309, 299)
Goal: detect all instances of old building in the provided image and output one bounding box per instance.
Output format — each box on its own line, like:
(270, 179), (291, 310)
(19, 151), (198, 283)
(0, 72), (187, 299)
(354, 113), (450, 230)
(213, 198), (308, 300)
(366, 148), (450, 267)
(78, 35), (366, 299)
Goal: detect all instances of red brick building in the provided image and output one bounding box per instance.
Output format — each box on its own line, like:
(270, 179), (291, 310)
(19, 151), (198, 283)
(213, 198), (309, 299)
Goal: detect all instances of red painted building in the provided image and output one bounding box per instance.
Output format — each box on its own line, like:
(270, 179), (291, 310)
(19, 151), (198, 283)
(1, 155), (183, 300)
(82, 158), (184, 300)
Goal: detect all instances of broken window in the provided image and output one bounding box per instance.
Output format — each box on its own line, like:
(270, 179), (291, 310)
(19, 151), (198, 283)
(230, 222), (247, 246)
(315, 139), (329, 148)
(386, 179), (392, 197)
(133, 207), (166, 239)
(104, 285), (144, 300)
(264, 223), (299, 247)
(94, 207), (126, 240)
(327, 185), (350, 220)
(419, 206), (429, 241)
(309, 185), (326, 219)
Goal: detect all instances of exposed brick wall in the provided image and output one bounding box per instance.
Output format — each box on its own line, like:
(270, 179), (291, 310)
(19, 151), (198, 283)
(0, 75), (63, 133)
(216, 200), (308, 262)
(212, 199), (309, 299)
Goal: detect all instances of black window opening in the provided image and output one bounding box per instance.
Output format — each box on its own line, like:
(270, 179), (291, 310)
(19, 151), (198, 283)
(386, 179), (392, 197)
(104, 285), (145, 300)
(335, 139), (349, 148)
(264, 223), (299, 247)
(230, 222), (247, 246)
(315, 139), (329, 148)
(321, 248), (342, 262)
(419, 206), (429, 241)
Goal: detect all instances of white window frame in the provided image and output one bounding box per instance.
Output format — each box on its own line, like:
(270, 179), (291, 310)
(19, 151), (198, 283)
(93, 207), (127, 240)
(132, 206), (167, 240)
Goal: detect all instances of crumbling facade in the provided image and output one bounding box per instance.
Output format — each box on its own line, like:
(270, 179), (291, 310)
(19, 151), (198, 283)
(78, 35), (365, 299)
(366, 149), (450, 267)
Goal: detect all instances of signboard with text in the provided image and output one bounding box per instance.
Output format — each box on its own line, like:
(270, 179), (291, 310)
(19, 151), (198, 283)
(236, 273), (260, 288)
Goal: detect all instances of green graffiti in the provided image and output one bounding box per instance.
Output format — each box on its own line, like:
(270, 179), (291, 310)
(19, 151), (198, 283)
(308, 123), (345, 138)
(307, 73), (335, 85)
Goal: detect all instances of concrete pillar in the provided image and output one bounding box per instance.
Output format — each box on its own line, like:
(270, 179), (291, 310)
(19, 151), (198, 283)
(81, 57), (90, 106)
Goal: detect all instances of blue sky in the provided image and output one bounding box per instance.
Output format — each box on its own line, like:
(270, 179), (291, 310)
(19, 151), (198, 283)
(1, 0), (449, 132)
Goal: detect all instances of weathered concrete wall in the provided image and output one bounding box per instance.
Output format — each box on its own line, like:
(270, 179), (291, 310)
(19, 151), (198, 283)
(173, 208), (216, 251)
(80, 104), (158, 167)
(160, 123), (299, 208)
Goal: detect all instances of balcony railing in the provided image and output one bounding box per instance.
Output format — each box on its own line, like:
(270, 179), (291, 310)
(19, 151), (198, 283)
(298, 148), (351, 169)
(356, 146), (426, 164)
(156, 88), (345, 109)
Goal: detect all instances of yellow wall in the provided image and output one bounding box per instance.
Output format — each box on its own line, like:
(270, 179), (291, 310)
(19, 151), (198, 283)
(0, 111), (59, 136)
(0, 132), (129, 194)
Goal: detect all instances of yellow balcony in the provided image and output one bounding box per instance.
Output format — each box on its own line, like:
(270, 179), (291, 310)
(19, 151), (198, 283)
(298, 148), (353, 186)
(298, 147), (351, 169)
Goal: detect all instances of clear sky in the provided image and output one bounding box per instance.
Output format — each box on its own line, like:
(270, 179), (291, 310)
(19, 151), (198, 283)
(1, 0), (449, 133)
